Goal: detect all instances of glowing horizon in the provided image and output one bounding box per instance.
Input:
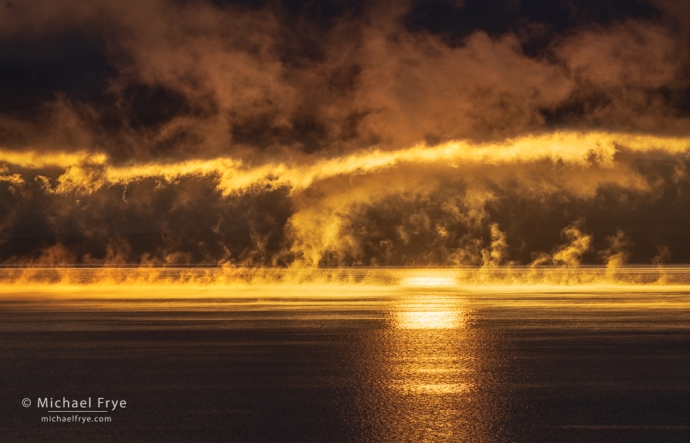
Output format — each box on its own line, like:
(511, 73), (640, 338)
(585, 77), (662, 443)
(1, 266), (690, 294)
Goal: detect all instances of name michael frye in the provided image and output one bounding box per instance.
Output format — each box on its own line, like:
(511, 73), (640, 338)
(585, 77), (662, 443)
(37, 397), (126, 411)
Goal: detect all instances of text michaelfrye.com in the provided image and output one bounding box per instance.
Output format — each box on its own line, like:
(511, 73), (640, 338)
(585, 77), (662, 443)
(22, 397), (126, 424)
(41, 415), (112, 424)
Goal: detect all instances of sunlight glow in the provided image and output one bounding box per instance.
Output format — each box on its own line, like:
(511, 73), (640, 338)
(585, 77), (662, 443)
(393, 382), (471, 395)
(402, 276), (457, 287)
(395, 311), (460, 329)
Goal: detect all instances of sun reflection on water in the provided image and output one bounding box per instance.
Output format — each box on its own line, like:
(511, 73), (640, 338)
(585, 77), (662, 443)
(357, 292), (502, 442)
(393, 294), (467, 329)
(390, 295), (472, 400)
(395, 310), (461, 329)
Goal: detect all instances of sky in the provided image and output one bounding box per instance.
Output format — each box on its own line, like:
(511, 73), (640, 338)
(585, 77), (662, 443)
(0, 0), (690, 267)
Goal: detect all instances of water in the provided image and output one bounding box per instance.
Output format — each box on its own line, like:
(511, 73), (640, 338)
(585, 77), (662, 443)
(2, 285), (690, 442)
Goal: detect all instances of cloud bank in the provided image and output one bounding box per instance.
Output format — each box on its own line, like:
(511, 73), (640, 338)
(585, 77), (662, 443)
(1, 0), (690, 266)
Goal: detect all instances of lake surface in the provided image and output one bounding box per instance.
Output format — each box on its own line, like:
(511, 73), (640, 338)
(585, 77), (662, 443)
(2, 281), (690, 442)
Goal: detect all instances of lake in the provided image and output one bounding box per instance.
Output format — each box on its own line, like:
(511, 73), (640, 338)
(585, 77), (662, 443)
(2, 271), (690, 442)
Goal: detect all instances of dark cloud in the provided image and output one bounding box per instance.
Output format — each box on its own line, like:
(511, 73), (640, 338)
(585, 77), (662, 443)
(0, 170), (294, 265)
(406, 0), (661, 47)
(1, 0), (688, 159)
(0, 143), (690, 265)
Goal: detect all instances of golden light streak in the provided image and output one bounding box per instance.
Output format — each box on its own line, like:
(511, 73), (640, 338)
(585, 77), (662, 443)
(387, 293), (473, 416)
(393, 294), (468, 329)
(395, 311), (460, 329)
(0, 150), (107, 169)
(2, 131), (690, 196)
(0, 267), (690, 291)
(402, 275), (457, 287)
(391, 381), (471, 395)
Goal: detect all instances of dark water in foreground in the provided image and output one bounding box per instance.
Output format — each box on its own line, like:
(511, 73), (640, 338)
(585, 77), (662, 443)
(2, 287), (690, 442)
